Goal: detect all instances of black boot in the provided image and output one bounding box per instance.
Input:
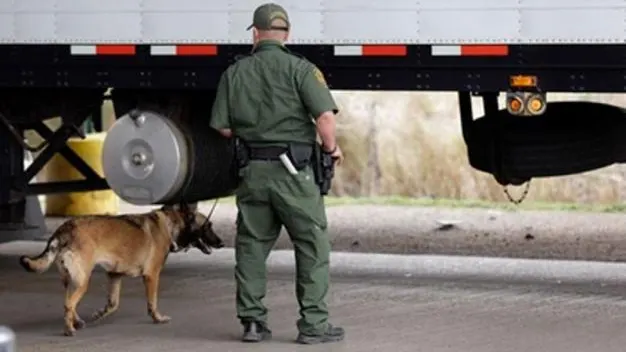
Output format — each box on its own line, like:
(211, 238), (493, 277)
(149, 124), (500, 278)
(296, 323), (345, 344)
(241, 321), (272, 343)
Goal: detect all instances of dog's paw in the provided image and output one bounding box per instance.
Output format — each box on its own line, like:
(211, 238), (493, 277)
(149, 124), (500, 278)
(63, 328), (76, 337)
(73, 318), (86, 330)
(90, 308), (108, 322)
(152, 315), (171, 324)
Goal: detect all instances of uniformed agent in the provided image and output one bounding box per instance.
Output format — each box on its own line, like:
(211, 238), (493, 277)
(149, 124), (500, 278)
(209, 2), (345, 346)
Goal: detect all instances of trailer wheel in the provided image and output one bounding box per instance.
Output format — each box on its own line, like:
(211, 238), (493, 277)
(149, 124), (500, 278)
(102, 109), (238, 205)
(467, 101), (626, 185)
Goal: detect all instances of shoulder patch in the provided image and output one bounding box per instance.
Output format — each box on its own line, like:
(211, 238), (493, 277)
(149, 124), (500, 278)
(313, 67), (327, 87)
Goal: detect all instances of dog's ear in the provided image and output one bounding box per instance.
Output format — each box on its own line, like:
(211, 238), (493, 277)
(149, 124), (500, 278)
(178, 202), (197, 224)
(177, 202), (199, 214)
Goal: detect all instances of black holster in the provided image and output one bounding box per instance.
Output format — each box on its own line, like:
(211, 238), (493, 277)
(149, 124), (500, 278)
(233, 137), (250, 181)
(312, 143), (335, 195)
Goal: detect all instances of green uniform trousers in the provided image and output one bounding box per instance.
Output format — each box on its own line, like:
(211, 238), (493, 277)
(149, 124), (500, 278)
(234, 160), (330, 335)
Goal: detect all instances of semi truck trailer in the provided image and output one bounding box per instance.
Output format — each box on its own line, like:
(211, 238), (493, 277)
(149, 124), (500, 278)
(2, 0), (626, 240)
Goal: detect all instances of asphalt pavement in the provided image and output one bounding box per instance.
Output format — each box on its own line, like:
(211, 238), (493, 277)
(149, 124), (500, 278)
(3, 240), (626, 352)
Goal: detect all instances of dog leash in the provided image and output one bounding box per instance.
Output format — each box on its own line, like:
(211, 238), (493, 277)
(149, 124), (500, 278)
(202, 198), (219, 227)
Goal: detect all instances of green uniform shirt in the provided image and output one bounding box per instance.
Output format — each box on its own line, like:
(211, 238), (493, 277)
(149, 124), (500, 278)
(209, 39), (338, 145)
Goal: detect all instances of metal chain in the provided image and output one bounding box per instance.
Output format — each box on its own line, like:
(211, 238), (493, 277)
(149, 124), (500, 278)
(503, 179), (531, 205)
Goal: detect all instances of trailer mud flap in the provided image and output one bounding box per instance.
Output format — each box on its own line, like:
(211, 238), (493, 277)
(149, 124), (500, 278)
(465, 102), (626, 186)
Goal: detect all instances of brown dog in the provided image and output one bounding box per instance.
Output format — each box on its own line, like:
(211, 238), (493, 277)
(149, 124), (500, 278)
(19, 202), (224, 336)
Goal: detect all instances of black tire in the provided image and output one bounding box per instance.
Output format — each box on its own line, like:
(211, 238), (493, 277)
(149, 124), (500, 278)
(466, 101), (626, 184)
(175, 120), (238, 203)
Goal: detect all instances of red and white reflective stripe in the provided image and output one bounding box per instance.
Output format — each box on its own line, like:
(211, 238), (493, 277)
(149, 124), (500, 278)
(150, 45), (218, 56)
(334, 45), (407, 56)
(68, 43), (508, 58)
(431, 45), (509, 57)
(70, 45), (136, 55)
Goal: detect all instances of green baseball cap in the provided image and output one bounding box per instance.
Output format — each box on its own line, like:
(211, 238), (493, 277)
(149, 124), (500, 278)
(246, 3), (290, 31)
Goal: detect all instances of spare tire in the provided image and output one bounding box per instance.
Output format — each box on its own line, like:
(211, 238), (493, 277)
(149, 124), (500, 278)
(102, 109), (238, 205)
(466, 101), (626, 185)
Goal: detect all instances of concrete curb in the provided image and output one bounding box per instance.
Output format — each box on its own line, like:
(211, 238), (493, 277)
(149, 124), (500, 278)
(4, 241), (626, 287)
(172, 249), (626, 286)
(37, 203), (626, 263)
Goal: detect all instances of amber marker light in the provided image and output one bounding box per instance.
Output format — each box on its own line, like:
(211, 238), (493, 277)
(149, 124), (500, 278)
(509, 75), (538, 88)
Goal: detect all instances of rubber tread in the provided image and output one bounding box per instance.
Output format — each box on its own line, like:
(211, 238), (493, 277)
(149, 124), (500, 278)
(466, 102), (626, 183)
(166, 119), (238, 203)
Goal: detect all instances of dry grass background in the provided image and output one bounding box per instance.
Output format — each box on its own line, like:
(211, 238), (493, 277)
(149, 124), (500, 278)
(328, 91), (626, 207)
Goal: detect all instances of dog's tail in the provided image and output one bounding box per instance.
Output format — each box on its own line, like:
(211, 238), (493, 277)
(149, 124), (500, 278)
(19, 235), (63, 274)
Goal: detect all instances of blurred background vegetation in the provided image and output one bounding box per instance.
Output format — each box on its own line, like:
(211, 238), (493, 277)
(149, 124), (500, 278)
(329, 91), (626, 206)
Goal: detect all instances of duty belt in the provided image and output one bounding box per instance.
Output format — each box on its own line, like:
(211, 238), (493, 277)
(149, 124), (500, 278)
(248, 146), (287, 161)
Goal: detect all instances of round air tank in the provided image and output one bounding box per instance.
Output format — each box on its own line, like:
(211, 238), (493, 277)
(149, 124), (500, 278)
(102, 109), (238, 205)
